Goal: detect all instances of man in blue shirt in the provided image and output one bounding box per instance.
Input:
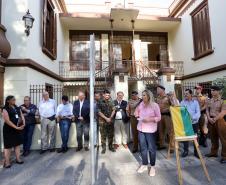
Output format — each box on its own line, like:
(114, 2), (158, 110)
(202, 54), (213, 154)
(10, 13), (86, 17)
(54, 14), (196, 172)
(56, 95), (73, 153)
(21, 96), (38, 156)
(180, 89), (201, 158)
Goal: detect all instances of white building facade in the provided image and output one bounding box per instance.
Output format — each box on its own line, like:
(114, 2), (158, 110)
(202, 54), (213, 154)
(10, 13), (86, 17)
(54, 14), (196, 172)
(0, 0), (225, 149)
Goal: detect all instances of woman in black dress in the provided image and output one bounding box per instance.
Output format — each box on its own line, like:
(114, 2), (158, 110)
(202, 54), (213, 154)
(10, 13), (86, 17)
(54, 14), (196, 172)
(2, 95), (25, 168)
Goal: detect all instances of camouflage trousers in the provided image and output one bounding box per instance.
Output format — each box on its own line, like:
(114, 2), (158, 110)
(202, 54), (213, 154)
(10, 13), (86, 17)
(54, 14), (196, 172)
(99, 121), (114, 148)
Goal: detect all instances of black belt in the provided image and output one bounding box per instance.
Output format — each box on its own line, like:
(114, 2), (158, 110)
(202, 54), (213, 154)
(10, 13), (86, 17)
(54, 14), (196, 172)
(161, 112), (170, 116)
(201, 110), (206, 114)
(47, 115), (56, 121)
(61, 117), (72, 120)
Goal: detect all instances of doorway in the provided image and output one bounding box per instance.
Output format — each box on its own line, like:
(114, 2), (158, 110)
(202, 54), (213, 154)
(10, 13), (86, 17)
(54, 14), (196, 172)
(112, 35), (132, 69)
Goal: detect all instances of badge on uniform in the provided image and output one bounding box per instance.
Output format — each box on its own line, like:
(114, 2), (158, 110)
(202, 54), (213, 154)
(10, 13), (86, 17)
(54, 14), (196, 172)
(15, 114), (19, 119)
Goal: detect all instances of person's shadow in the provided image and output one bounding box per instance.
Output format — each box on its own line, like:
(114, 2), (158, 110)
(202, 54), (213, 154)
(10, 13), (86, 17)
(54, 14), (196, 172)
(94, 162), (116, 185)
(54, 159), (85, 185)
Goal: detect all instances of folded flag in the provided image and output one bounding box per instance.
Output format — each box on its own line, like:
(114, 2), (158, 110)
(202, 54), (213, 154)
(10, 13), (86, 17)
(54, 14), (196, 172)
(170, 106), (195, 138)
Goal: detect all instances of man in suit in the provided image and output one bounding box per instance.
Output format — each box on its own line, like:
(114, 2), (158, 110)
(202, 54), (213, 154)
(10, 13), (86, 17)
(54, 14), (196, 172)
(73, 91), (90, 151)
(114, 91), (129, 149)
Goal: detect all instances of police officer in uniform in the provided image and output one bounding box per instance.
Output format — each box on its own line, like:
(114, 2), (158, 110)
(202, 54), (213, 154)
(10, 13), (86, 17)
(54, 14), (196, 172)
(156, 85), (174, 152)
(194, 85), (208, 147)
(216, 99), (226, 163)
(205, 86), (224, 158)
(97, 90), (116, 154)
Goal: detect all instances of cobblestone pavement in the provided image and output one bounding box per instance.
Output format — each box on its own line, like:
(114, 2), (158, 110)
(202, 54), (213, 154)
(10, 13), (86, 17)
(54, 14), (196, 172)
(0, 142), (226, 185)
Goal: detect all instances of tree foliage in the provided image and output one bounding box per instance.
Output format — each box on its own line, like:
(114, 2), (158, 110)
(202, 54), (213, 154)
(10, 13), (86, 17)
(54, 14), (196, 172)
(212, 77), (226, 99)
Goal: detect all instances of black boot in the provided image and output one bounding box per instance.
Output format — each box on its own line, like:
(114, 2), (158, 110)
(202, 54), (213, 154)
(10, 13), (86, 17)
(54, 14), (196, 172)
(101, 145), (106, 154)
(202, 135), (208, 148)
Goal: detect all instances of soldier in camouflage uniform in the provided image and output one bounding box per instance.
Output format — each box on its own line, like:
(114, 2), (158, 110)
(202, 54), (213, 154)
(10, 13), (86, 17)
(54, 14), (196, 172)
(97, 90), (116, 154)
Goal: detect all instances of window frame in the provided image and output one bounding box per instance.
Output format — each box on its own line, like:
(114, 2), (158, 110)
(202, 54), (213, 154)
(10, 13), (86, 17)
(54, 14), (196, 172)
(0, 0), (2, 24)
(42, 0), (57, 60)
(190, 0), (213, 61)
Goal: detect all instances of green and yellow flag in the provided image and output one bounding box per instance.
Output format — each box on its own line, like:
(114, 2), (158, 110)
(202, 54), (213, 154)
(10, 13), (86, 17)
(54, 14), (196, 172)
(170, 106), (195, 139)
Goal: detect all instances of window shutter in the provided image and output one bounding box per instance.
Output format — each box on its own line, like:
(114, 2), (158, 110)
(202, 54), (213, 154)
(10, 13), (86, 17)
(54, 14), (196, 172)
(42, 0), (47, 48)
(42, 0), (57, 60)
(53, 12), (57, 58)
(191, 0), (213, 60)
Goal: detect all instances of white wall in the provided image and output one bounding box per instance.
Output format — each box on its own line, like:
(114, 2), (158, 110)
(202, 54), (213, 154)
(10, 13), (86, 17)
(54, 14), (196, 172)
(168, 0), (226, 78)
(4, 67), (62, 105)
(2, 0), (67, 74)
(183, 70), (226, 83)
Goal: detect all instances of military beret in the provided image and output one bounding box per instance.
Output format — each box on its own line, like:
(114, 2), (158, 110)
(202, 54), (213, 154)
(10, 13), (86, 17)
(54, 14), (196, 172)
(210, 85), (221, 91)
(194, 85), (202, 90)
(131, 91), (138, 95)
(157, 85), (165, 90)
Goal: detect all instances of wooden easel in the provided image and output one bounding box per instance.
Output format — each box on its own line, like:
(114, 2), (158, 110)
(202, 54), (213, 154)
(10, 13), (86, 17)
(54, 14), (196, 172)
(167, 136), (211, 185)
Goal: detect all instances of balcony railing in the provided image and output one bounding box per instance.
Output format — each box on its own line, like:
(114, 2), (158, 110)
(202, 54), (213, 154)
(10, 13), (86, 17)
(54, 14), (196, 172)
(59, 60), (184, 79)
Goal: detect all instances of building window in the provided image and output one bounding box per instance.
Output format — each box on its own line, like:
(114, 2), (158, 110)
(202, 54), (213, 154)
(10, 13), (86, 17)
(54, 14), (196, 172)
(42, 0), (57, 60)
(0, 0), (2, 24)
(45, 83), (53, 99)
(191, 0), (213, 60)
(70, 34), (101, 70)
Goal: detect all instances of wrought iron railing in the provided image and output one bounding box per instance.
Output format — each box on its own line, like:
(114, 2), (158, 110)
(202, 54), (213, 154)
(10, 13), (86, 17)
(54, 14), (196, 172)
(169, 61), (184, 77)
(59, 60), (184, 79)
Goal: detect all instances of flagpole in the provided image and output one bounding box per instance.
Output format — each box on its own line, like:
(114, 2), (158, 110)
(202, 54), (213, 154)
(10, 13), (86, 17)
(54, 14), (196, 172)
(89, 34), (95, 185)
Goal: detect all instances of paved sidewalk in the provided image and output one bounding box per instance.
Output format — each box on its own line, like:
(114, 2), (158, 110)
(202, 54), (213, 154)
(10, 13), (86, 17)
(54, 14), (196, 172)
(0, 143), (226, 185)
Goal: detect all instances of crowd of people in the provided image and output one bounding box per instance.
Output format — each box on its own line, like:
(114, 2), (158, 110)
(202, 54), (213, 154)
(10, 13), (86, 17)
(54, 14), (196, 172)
(0, 85), (226, 177)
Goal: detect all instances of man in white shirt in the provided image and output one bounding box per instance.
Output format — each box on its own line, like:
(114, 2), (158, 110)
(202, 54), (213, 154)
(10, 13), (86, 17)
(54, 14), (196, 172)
(39, 91), (57, 154)
(56, 95), (73, 153)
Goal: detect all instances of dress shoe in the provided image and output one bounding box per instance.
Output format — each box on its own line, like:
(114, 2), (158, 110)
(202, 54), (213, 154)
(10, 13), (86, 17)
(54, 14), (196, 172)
(57, 148), (64, 153)
(220, 159), (226, 164)
(205, 153), (218, 158)
(123, 144), (128, 149)
(76, 147), (83, 152)
(23, 151), (30, 157)
(16, 160), (24, 164)
(181, 151), (188, 158)
(101, 148), (106, 154)
(194, 153), (200, 159)
(85, 147), (89, 151)
(157, 146), (166, 150)
(3, 162), (11, 168)
(202, 143), (208, 148)
(109, 147), (116, 152)
(49, 149), (55, 152)
(132, 149), (138, 153)
(40, 150), (47, 154)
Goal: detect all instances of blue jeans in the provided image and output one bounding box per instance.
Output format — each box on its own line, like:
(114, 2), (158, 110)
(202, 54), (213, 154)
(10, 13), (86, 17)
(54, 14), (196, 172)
(23, 124), (35, 151)
(59, 119), (72, 149)
(138, 131), (156, 166)
(76, 121), (90, 148)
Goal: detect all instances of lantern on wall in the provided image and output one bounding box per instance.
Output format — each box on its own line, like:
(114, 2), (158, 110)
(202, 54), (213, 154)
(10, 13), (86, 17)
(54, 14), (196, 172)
(22, 10), (35, 36)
